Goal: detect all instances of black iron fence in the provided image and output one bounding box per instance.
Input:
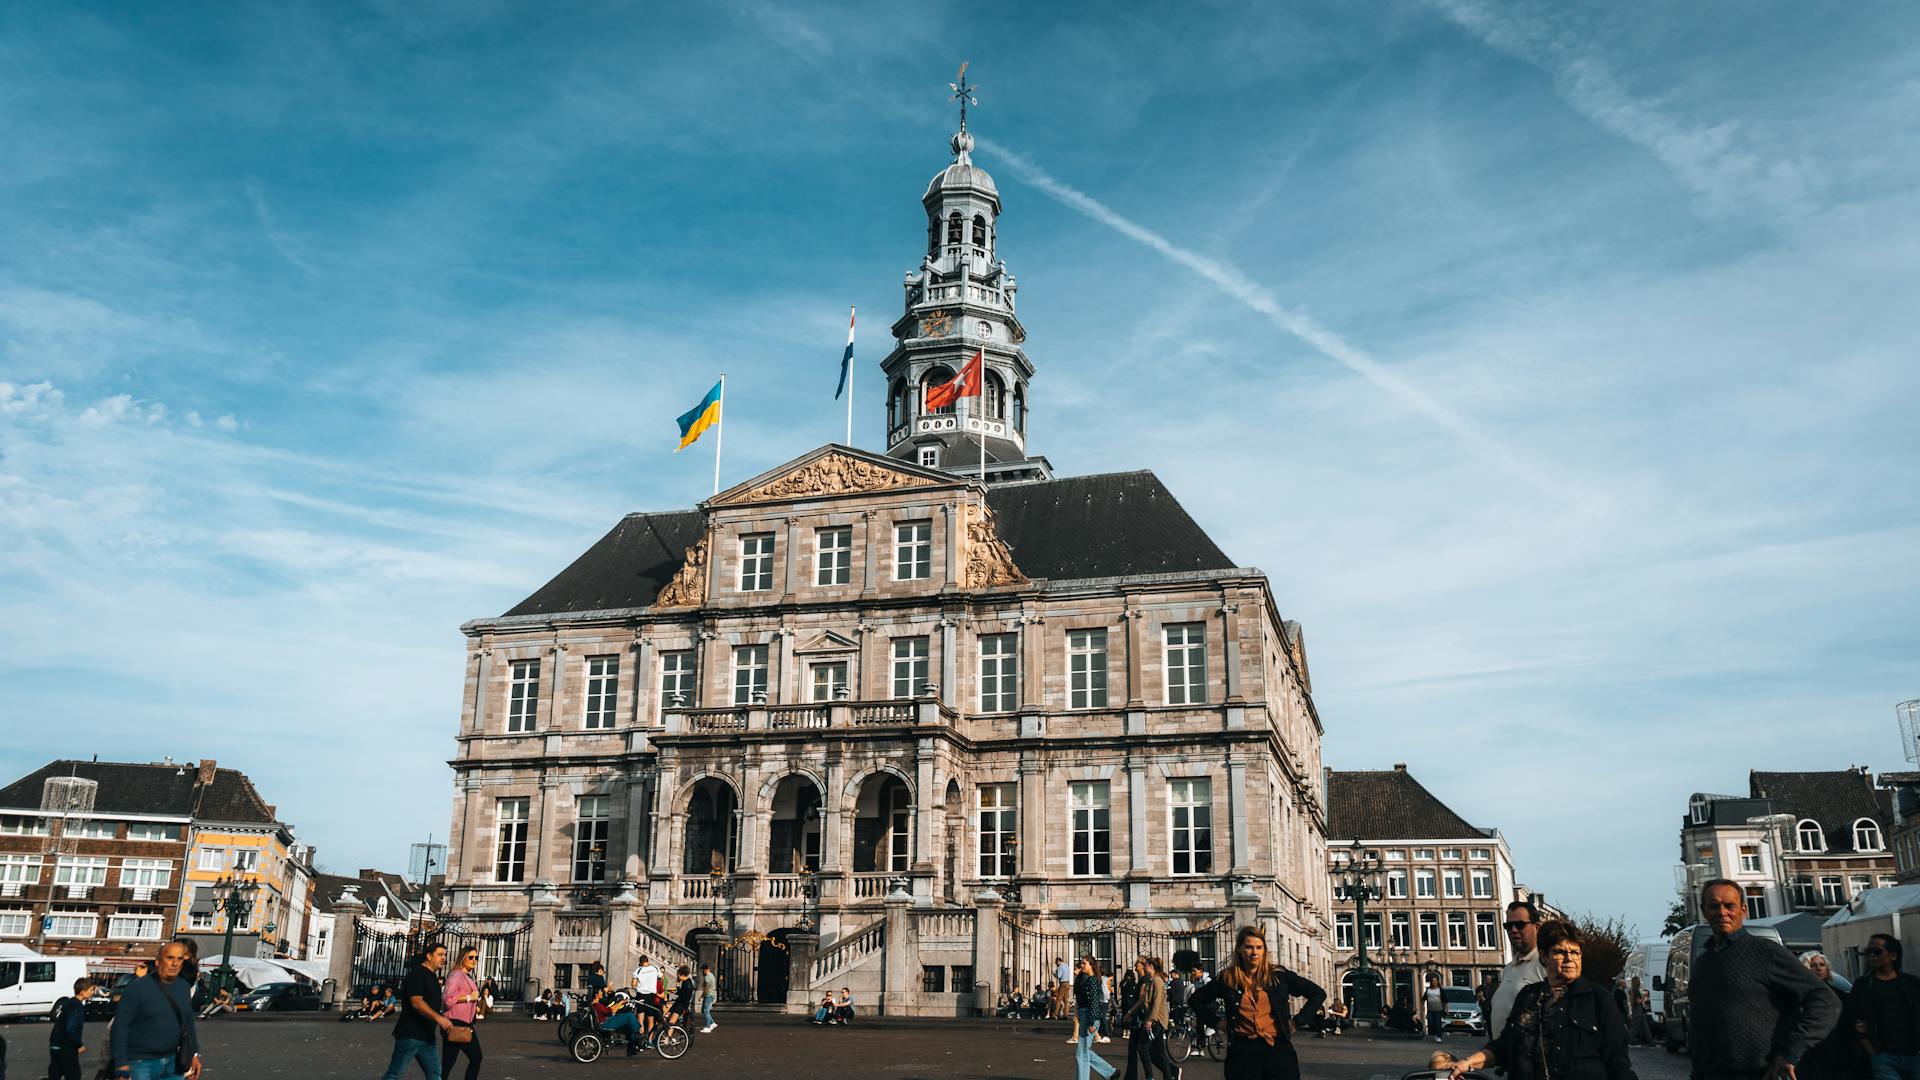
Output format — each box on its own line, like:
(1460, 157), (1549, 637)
(350, 919), (533, 1001)
(1000, 913), (1231, 1000)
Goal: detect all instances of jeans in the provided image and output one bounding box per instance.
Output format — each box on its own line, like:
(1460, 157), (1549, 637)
(381, 1036), (443, 1080)
(1873, 1054), (1920, 1080)
(126, 1060), (184, 1080)
(1077, 1007), (1117, 1080)
(700, 992), (715, 1028)
(1224, 1038), (1302, 1080)
(602, 1012), (642, 1041)
(49, 1046), (83, 1080)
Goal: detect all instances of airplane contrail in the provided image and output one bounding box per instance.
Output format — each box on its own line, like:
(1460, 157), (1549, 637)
(978, 137), (1559, 495)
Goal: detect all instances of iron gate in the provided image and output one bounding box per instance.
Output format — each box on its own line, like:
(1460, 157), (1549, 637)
(716, 930), (792, 1004)
(351, 920), (533, 1000)
(1000, 914), (1231, 996)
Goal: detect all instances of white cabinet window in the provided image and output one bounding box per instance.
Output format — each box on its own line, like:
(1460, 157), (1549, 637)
(894, 521), (932, 580)
(1390, 912), (1412, 947)
(197, 847), (225, 872)
(977, 784), (1017, 878)
(1415, 868), (1435, 898)
(45, 912), (96, 938)
(1446, 912), (1469, 948)
(495, 798), (530, 884)
(1443, 868), (1464, 898)
(1387, 870), (1408, 898)
(1819, 876), (1844, 905)
(54, 857), (109, 886)
(658, 651), (694, 715)
(1363, 913), (1382, 949)
(573, 796), (610, 883)
(1070, 782), (1112, 877)
(1168, 779), (1213, 875)
(1738, 844), (1761, 873)
(809, 660), (849, 702)
(583, 655), (619, 729)
(732, 645), (769, 704)
(815, 527), (852, 586)
(1067, 629), (1109, 709)
(1475, 912), (1499, 949)
(891, 637), (929, 699)
(233, 849), (259, 873)
(0, 816), (47, 836)
(738, 533), (775, 591)
(120, 859), (172, 890)
(1798, 820), (1826, 851)
(1856, 819), (1884, 851)
(1469, 847), (1491, 859)
(1163, 623), (1207, 705)
(978, 634), (1017, 712)
(1418, 912), (1440, 948)
(108, 914), (164, 941)
(68, 821), (116, 839)
(1441, 847), (1463, 860)
(0, 910), (30, 936)
(1334, 912), (1354, 950)
(127, 823), (180, 842)
(1413, 848), (1435, 860)
(1746, 886), (1768, 920)
(507, 658), (541, 733)
(1470, 867), (1493, 898)
(0, 855), (41, 885)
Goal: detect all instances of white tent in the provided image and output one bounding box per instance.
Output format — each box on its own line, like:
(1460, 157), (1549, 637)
(1821, 884), (1920, 980)
(271, 958), (329, 984)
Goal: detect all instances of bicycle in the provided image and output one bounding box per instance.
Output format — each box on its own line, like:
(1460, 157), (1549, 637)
(571, 1021), (693, 1062)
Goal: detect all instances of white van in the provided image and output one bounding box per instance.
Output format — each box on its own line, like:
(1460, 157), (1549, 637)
(1622, 941), (1672, 1034)
(0, 943), (91, 1019)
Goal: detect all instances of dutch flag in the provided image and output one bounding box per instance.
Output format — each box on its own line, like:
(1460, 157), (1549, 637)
(835, 307), (855, 399)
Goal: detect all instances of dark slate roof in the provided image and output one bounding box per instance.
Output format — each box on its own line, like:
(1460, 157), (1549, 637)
(191, 768), (279, 825)
(503, 510), (705, 617)
(500, 469), (1236, 618)
(0, 761), (198, 816)
(1749, 769), (1890, 853)
(1326, 767), (1489, 842)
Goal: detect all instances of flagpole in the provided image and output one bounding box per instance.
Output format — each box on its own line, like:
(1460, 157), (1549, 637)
(713, 373), (726, 497)
(978, 353), (987, 485)
(845, 306), (855, 446)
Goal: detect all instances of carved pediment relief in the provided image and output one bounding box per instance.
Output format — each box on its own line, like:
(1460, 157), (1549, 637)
(794, 630), (859, 654)
(714, 451), (935, 505)
(964, 502), (1027, 589)
(653, 532), (709, 608)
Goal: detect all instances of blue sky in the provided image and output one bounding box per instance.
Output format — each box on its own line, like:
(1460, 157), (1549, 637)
(3, 1), (1916, 938)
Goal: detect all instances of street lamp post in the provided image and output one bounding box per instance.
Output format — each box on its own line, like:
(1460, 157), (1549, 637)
(798, 868), (818, 932)
(1333, 848), (1385, 1021)
(211, 874), (260, 993)
(706, 868), (734, 931)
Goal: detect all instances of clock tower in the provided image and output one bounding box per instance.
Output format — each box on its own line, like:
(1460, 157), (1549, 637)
(880, 75), (1050, 483)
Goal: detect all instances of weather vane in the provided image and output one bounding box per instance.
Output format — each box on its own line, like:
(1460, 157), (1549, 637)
(949, 61), (978, 132)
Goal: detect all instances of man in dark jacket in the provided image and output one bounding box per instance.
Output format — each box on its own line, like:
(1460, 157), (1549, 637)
(48, 977), (96, 1080)
(1847, 933), (1920, 1080)
(1688, 879), (1838, 1080)
(111, 940), (202, 1080)
(1187, 927), (1326, 1080)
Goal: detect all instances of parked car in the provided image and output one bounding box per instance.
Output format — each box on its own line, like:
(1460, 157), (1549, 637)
(237, 981), (322, 1012)
(1440, 986), (1486, 1035)
(1663, 922), (1784, 1053)
(0, 944), (90, 1020)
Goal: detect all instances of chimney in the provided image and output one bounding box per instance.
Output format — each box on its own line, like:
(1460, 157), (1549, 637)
(196, 759), (217, 786)
(1393, 763), (1407, 772)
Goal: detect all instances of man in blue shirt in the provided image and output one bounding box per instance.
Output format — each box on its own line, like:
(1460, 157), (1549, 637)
(111, 941), (201, 1080)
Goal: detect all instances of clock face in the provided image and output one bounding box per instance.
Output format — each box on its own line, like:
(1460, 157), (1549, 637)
(919, 311), (953, 338)
(976, 321), (992, 338)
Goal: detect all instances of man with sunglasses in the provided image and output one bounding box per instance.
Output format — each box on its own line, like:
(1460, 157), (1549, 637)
(1486, 900), (1546, 1039)
(1848, 933), (1920, 1080)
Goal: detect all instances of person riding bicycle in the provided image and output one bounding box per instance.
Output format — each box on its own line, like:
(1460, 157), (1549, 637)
(589, 988), (646, 1058)
(667, 966), (695, 1027)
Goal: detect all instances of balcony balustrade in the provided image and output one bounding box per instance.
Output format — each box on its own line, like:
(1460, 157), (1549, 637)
(663, 698), (954, 737)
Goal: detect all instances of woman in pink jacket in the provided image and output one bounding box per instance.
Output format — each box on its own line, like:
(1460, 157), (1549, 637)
(440, 946), (484, 1079)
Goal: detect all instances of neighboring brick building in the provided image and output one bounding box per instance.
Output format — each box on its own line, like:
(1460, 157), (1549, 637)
(1325, 765), (1516, 1013)
(1680, 768), (1896, 922)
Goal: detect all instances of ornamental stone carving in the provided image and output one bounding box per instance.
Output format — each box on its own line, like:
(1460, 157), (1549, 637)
(720, 452), (928, 504)
(655, 533), (710, 608)
(963, 502), (1027, 589)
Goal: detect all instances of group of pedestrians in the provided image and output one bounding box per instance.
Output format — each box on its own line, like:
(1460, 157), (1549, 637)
(376, 942), (491, 1080)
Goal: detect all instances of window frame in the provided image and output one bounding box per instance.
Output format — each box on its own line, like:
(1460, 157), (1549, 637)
(0, 855), (42, 885)
(507, 658), (541, 733)
(1446, 911), (1469, 949)
(1474, 911), (1499, 949)
(891, 636), (929, 699)
(1167, 778), (1213, 876)
(737, 532), (775, 592)
(120, 858), (171, 890)
(894, 521), (933, 581)
(1470, 867), (1493, 899)
(1067, 628), (1109, 710)
(494, 797), (531, 884)
(1415, 868), (1436, 898)
(815, 526), (853, 587)
(1163, 623), (1207, 706)
(1069, 781), (1112, 877)
(1855, 818), (1885, 852)
(1390, 911), (1412, 948)
(572, 796), (611, 884)
(978, 633), (1018, 713)
(732, 644), (770, 704)
(53, 856), (110, 887)
(582, 655), (620, 730)
(1797, 819), (1826, 852)
(977, 784), (1017, 878)
(1442, 867), (1464, 898)
(808, 660), (849, 703)
(1417, 911), (1440, 949)
(108, 913), (164, 941)
(658, 650), (695, 716)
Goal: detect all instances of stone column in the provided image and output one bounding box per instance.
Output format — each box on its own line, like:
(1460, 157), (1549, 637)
(528, 883), (561, 1000)
(324, 891), (367, 1008)
(548, 642), (569, 731)
(822, 755), (846, 871)
(863, 509), (882, 589)
(855, 622), (876, 700)
(466, 646), (490, 736)
(783, 516), (802, 600)
(1219, 601), (1244, 703)
(971, 890), (1004, 1014)
(784, 931), (820, 1012)
(1123, 607), (1146, 708)
(446, 779), (472, 887)
(1228, 878), (1260, 936)
(881, 886), (915, 1016)
(698, 628), (723, 709)
(1018, 756), (1044, 880)
(1226, 756), (1251, 874)
(1126, 757), (1151, 908)
(651, 763), (679, 887)
(776, 626), (796, 706)
(694, 930), (724, 992)
(913, 747), (937, 880)
(938, 618), (958, 711)
(623, 773), (649, 882)
(607, 884), (642, 989)
(941, 503), (959, 588)
(533, 776), (561, 884)
(629, 635), (653, 727)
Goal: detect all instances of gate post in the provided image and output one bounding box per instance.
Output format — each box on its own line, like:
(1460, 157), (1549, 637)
(325, 890), (366, 1009)
(784, 931), (819, 1013)
(607, 884), (642, 990)
(971, 890), (1003, 1016)
(528, 882), (560, 999)
(695, 930), (723, 983)
(881, 884), (914, 1016)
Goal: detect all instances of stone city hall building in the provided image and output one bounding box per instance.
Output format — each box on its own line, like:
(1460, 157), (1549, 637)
(439, 115), (1335, 1015)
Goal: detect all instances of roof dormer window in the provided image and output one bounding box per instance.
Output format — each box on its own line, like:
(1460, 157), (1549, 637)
(1854, 818), (1884, 852)
(1796, 818), (1826, 852)
(1689, 794), (1710, 825)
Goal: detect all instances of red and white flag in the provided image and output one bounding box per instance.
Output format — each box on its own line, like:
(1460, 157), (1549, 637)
(924, 350), (983, 410)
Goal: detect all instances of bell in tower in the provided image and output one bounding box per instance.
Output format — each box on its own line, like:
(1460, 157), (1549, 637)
(880, 66), (1051, 484)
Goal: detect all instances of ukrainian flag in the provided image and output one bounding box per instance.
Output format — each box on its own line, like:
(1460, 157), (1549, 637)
(675, 379), (724, 450)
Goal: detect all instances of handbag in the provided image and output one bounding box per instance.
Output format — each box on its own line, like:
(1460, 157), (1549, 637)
(446, 1023), (474, 1045)
(156, 979), (198, 1074)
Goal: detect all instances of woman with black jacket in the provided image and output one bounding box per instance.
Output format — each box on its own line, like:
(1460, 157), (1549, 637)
(1186, 926), (1327, 1080)
(1447, 921), (1637, 1080)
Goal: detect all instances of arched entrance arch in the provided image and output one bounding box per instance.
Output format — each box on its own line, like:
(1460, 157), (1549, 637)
(851, 772), (914, 873)
(767, 774), (823, 874)
(682, 777), (739, 875)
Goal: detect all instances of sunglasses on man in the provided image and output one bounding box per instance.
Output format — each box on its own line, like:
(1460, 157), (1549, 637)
(1503, 921), (1533, 931)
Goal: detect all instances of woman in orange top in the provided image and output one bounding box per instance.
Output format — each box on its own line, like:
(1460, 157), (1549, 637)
(1185, 926), (1326, 1080)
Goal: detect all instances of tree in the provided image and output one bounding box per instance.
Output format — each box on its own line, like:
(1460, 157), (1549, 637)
(1571, 914), (1637, 987)
(1660, 899), (1689, 939)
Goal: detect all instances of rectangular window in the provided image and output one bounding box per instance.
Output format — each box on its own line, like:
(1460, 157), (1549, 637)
(495, 798), (530, 883)
(573, 796), (610, 883)
(919, 447), (939, 468)
(809, 660), (849, 702)
(1415, 868), (1435, 898)
(1334, 912), (1354, 950)
(1443, 868), (1464, 898)
(0, 910), (30, 936)
(977, 784), (1017, 878)
(120, 859), (172, 890)
(921, 965), (947, 993)
(1390, 912), (1411, 948)
(1738, 844), (1761, 873)
(187, 886), (214, 930)
(891, 637), (929, 698)
(1163, 623), (1207, 705)
(1067, 629), (1109, 709)
(1469, 847), (1490, 859)
(1387, 870), (1408, 898)
(1441, 847), (1463, 860)
(978, 633), (1018, 712)
(1790, 874), (1815, 906)
(1851, 875), (1873, 899)
(68, 821), (116, 839)
(894, 521), (932, 580)
(1745, 886), (1768, 920)
(1470, 867), (1493, 898)
(54, 857), (109, 887)
(1819, 876), (1845, 905)
(733, 645), (769, 704)
(1418, 912), (1440, 948)
(127, 823), (180, 842)
(45, 912), (96, 938)
(1070, 782), (1112, 877)
(1383, 849), (1405, 861)
(1475, 912), (1499, 949)
(1413, 848), (1435, 860)
(815, 527), (852, 586)
(507, 658), (541, 732)
(583, 655), (619, 729)
(232, 849), (259, 873)
(0, 816), (47, 836)
(658, 651), (694, 715)
(1446, 911), (1469, 948)
(1168, 779), (1213, 875)
(738, 533), (775, 591)
(108, 914), (164, 941)
(1362, 913), (1381, 949)
(0, 855), (40, 885)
